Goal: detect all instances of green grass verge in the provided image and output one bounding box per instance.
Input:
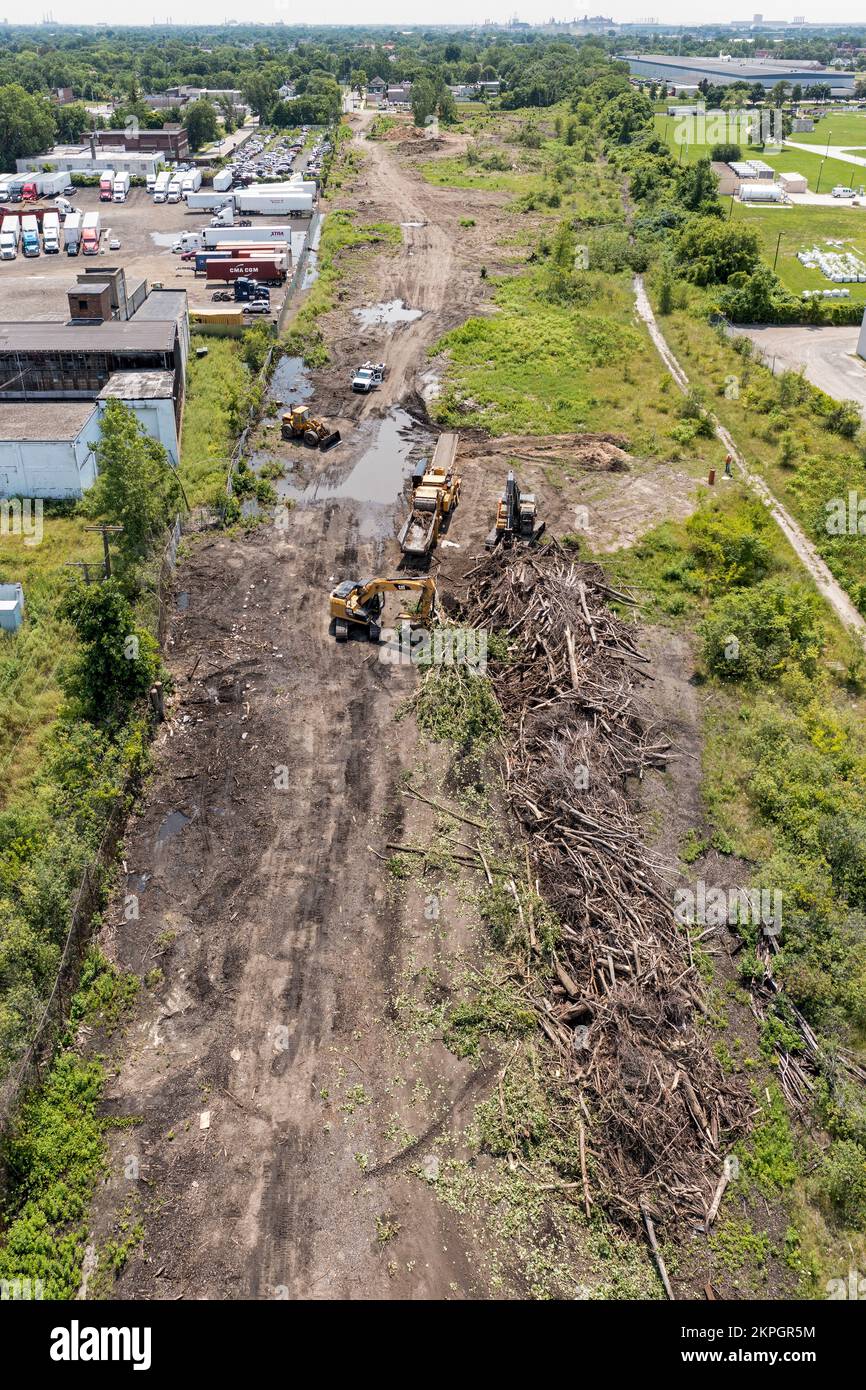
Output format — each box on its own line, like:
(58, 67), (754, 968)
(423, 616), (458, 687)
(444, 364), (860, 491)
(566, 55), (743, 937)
(283, 209), (401, 367)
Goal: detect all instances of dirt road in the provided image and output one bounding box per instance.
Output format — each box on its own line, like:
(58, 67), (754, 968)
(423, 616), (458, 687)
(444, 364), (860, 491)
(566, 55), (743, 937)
(87, 116), (504, 1302)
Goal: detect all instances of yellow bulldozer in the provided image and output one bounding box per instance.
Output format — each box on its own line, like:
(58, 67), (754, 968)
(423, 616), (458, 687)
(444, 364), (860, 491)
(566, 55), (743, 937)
(329, 576), (437, 643)
(281, 403), (341, 451)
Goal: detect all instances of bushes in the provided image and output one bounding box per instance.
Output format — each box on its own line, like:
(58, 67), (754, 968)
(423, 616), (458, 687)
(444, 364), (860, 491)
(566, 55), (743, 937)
(812, 1140), (866, 1228)
(674, 217), (761, 286)
(685, 499), (773, 590)
(699, 579), (824, 682)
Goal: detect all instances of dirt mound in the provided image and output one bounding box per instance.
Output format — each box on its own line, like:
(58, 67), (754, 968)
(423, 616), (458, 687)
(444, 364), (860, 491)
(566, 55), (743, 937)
(462, 432), (633, 473)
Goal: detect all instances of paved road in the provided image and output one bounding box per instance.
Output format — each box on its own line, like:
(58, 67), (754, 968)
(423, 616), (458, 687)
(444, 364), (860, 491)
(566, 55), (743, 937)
(784, 139), (866, 172)
(727, 323), (866, 415)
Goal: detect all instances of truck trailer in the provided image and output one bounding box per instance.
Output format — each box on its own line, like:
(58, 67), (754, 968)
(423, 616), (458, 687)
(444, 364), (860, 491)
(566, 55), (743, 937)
(0, 214), (19, 259)
(81, 210), (100, 255)
(181, 169), (202, 198)
(203, 224), (295, 249)
(113, 172), (131, 203)
(213, 169), (234, 193)
(64, 210), (82, 254)
(42, 210), (61, 253)
(233, 190), (313, 217)
(99, 169), (115, 201)
(167, 176), (183, 204)
(153, 171), (170, 203)
(186, 191), (234, 213)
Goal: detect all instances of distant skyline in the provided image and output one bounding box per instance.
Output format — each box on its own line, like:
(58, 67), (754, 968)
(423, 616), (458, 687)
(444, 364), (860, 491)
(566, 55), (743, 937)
(6, 6), (866, 30)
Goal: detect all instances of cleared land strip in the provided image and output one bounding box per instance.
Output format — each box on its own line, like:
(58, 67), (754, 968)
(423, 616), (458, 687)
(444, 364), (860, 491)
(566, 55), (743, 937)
(633, 274), (866, 646)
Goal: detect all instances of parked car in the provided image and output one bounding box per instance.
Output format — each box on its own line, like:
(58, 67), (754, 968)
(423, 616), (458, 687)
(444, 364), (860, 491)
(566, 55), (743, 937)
(63, 185), (75, 196)
(243, 300), (271, 314)
(181, 250), (196, 261)
(108, 237), (121, 250)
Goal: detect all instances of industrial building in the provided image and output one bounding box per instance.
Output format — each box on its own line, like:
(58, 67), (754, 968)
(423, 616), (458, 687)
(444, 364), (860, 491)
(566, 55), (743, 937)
(0, 283), (188, 499)
(628, 54), (857, 95)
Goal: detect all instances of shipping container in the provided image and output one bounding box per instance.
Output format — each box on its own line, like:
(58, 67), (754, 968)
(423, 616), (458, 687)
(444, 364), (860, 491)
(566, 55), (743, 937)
(204, 256), (286, 284)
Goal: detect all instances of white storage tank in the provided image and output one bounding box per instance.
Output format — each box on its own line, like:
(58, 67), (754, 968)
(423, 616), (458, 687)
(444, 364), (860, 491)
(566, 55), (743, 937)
(739, 183), (783, 203)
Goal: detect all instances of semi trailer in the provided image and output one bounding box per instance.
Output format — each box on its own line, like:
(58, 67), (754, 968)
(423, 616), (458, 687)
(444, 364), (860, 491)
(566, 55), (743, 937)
(64, 210), (82, 254)
(81, 211), (100, 255)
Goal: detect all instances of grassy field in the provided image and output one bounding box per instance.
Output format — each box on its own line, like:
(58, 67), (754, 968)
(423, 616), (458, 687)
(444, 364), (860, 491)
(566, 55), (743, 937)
(0, 515), (104, 805)
(433, 262), (724, 474)
(180, 337), (251, 507)
(730, 200), (866, 303)
(787, 112), (866, 148)
(654, 113), (866, 192)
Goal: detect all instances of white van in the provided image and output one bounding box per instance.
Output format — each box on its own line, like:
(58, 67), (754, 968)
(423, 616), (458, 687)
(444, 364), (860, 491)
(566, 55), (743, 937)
(832, 185), (856, 199)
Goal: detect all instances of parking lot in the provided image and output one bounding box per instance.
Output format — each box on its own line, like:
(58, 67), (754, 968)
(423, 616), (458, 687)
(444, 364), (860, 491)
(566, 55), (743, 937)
(0, 184), (313, 325)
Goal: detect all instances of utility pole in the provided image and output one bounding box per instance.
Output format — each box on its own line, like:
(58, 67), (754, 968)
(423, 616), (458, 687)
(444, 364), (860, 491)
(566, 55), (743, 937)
(84, 523), (123, 579)
(773, 231), (783, 271)
(64, 561), (98, 585)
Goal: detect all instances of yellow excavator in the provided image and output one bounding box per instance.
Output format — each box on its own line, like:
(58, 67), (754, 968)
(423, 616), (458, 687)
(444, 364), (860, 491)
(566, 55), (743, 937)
(281, 403), (341, 450)
(329, 576), (437, 643)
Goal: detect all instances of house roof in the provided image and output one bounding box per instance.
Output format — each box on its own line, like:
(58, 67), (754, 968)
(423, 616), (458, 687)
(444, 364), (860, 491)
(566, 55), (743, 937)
(0, 321), (177, 353)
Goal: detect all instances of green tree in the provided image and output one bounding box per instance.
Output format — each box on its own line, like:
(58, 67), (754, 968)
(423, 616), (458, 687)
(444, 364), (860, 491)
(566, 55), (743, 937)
(675, 217), (760, 286)
(242, 72), (276, 122)
(411, 76), (437, 127)
(55, 101), (90, 144)
(184, 98), (219, 151)
(0, 83), (56, 169)
(85, 400), (183, 575)
(59, 580), (161, 725)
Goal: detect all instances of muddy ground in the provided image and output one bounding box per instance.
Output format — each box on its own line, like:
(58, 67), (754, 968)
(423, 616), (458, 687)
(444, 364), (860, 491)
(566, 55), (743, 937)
(84, 112), (788, 1301)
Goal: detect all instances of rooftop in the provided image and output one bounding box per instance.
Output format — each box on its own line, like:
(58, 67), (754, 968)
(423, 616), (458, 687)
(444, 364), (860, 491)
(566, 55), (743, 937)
(130, 289), (188, 323)
(0, 400), (96, 440)
(0, 321), (177, 353)
(628, 53), (843, 76)
(99, 370), (175, 400)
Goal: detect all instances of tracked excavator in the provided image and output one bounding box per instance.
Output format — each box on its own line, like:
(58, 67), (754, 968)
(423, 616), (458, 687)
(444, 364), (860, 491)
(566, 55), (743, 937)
(329, 576), (437, 643)
(485, 469), (544, 549)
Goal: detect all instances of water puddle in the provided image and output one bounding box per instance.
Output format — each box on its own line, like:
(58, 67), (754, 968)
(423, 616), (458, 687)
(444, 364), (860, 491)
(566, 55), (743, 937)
(352, 299), (423, 329)
(276, 408), (427, 509)
(267, 355), (312, 406)
(150, 231), (181, 247)
(156, 810), (191, 844)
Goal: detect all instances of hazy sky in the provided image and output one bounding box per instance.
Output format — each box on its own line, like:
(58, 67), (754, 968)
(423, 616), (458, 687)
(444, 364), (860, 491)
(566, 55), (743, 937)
(21, 7), (866, 28)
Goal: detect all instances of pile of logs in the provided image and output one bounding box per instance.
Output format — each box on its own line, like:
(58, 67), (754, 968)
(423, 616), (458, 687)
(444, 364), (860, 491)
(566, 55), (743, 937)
(462, 542), (751, 1232)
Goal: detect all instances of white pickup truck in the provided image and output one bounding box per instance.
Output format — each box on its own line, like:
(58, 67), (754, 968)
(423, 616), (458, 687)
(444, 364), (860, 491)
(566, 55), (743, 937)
(351, 361), (386, 393)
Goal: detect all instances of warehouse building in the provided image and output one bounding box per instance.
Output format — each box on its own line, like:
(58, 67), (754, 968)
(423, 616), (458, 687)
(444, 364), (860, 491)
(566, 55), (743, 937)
(0, 286), (188, 499)
(628, 54), (857, 95)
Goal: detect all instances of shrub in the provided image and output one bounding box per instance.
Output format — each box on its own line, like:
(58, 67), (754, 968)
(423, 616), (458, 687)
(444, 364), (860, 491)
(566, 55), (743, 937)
(699, 579), (824, 681)
(812, 1140), (866, 1227)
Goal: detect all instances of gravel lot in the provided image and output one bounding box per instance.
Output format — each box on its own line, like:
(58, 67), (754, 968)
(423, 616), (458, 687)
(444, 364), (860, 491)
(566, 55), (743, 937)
(0, 185), (310, 324)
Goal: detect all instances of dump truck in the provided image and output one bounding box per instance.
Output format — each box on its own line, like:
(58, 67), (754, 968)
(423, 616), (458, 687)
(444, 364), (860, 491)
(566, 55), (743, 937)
(398, 433), (461, 558)
(485, 470), (544, 549)
(329, 576), (436, 643)
(281, 404), (341, 450)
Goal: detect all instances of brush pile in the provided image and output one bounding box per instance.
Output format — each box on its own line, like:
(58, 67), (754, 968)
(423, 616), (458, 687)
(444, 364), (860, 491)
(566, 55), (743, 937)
(462, 541), (751, 1232)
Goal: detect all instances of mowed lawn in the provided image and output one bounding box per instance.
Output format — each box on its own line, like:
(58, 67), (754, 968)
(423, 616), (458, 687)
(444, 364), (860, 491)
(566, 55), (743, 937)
(785, 112), (866, 148)
(731, 200), (866, 302)
(653, 113), (865, 191)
